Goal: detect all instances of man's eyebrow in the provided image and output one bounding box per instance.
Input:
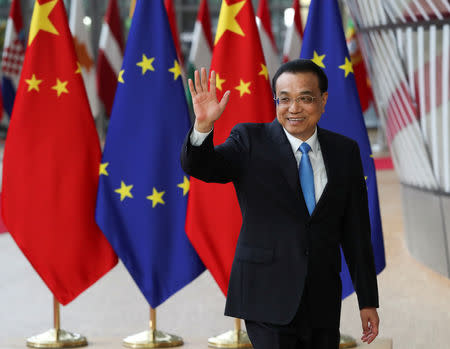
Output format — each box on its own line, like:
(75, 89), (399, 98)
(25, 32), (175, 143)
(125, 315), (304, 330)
(278, 90), (314, 95)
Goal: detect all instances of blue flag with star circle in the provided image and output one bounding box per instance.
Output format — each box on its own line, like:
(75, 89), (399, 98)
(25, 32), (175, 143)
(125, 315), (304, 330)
(95, 0), (204, 308)
(300, 0), (386, 299)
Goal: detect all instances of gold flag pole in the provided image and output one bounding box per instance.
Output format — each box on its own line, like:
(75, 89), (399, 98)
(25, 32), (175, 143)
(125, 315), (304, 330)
(123, 307), (183, 348)
(26, 296), (87, 348)
(339, 334), (357, 348)
(129, 0), (137, 18)
(207, 318), (252, 348)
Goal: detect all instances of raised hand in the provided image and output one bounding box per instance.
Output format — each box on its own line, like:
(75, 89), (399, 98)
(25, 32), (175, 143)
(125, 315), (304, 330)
(188, 68), (230, 133)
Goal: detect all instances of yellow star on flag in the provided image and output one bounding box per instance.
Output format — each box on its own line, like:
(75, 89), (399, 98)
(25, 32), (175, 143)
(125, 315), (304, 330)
(339, 57), (354, 77)
(99, 162), (109, 176)
(115, 181), (133, 202)
(258, 64), (269, 80)
(235, 79), (251, 97)
(25, 74), (42, 92)
(51, 79), (69, 97)
(168, 60), (182, 80)
(28, 0), (59, 46)
(214, 0), (246, 45)
(146, 188), (165, 208)
(216, 73), (226, 91)
(177, 176), (190, 196)
(75, 62), (82, 74)
(118, 69), (125, 83)
(365, 176), (368, 181)
(136, 54), (155, 75)
(311, 51), (326, 68)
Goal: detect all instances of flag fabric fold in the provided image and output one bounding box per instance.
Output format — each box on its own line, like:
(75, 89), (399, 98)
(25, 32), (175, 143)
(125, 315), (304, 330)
(69, 0), (101, 118)
(2, 0), (117, 305)
(97, 0), (124, 117)
(256, 0), (279, 80)
(186, 0), (275, 295)
(300, 0), (386, 298)
(282, 0), (303, 63)
(165, 0), (184, 68)
(95, 0), (205, 308)
(1, 0), (25, 117)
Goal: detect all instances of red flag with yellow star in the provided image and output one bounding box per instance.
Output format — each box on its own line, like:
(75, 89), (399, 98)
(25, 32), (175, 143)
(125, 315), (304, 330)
(186, 0), (275, 295)
(1, 0), (117, 305)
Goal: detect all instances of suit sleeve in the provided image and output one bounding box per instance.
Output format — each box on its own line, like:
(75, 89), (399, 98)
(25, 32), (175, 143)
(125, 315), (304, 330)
(341, 141), (379, 310)
(180, 124), (248, 184)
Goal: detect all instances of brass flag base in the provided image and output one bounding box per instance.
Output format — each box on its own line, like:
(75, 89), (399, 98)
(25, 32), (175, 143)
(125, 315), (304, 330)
(123, 330), (183, 348)
(339, 334), (357, 348)
(208, 329), (252, 348)
(26, 329), (87, 348)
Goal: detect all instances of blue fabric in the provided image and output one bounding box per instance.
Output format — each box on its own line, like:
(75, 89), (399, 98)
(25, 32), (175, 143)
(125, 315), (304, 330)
(300, 0), (386, 299)
(95, 0), (205, 308)
(299, 143), (315, 215)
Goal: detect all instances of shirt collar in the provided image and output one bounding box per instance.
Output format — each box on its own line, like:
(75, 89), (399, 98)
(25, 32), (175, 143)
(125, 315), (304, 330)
(282, 127), (319, 154)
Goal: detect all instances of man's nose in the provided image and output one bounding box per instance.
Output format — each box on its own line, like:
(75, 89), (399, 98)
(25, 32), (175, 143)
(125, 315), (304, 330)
(288, 100), (303, 113)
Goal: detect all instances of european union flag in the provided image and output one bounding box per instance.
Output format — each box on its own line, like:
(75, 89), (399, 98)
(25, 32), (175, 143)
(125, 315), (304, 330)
(95, 0), (205, 308)
(300, 0), (386, 298)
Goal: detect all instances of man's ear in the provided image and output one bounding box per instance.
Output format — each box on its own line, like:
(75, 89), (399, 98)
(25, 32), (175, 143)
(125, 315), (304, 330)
(321, 92), (329, 113)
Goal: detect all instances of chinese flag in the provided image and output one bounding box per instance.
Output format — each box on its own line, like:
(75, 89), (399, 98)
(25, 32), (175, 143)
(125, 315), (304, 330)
(1, 0), (117, 305)
(186, 0), (275, 295)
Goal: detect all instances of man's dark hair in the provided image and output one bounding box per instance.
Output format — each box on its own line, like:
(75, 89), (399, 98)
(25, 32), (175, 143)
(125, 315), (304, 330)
(272, 59), (328, 95)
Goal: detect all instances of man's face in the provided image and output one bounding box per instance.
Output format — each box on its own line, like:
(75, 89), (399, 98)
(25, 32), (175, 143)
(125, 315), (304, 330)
(275, 72), (328, 141)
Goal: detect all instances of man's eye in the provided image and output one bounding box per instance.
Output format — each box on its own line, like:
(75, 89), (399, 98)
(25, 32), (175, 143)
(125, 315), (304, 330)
(300, 96), (313, 103)
(279, 98), (291, 104)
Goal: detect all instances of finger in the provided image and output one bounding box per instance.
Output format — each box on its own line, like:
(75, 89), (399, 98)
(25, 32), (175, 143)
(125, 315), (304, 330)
(218, 90), (231, 113)
(210, 70), (217, 97)
(201, 67), (208, 92)
(194, 69), (202, 93)
(188, 79), (196, 96)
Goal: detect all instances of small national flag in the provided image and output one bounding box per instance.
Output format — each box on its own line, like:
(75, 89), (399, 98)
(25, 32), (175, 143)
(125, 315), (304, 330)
(186, 0), (275, 295)
(95, 0), (205, 308)
(70, 0), (101, 119)
(256, 0), (279, 80)
(2, 0), (117, 305)
(97, 0), (124, 117)
(282, 0), (303, 63)
(300, 0), (386, 299)
(1, 0), (25, 117)
(186, 0), (213, 108)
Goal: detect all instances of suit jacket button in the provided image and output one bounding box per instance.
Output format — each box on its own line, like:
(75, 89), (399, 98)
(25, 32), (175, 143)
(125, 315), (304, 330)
(304, 249), (309, 256)
(305, 222), (311, 229)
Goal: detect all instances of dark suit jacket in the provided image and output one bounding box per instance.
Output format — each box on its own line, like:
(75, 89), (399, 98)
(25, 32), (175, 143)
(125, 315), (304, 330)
(181, 119), (379, 328)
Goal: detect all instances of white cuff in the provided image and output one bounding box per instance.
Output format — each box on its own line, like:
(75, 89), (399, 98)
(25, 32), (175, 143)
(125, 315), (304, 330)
(190, 127), (213, 146)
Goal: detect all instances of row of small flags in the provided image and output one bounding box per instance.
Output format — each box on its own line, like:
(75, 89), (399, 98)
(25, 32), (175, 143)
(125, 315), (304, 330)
(1, 0), (385, 313)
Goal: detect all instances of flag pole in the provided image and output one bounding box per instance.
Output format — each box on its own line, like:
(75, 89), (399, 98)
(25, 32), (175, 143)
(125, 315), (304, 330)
(123, 307), (183, 348)
(207, 318), (252, 348)
(26, 296), (87, 348)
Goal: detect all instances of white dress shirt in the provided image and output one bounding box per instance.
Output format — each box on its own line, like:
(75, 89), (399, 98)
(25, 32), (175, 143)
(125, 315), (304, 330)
(190, 126), (328, 203)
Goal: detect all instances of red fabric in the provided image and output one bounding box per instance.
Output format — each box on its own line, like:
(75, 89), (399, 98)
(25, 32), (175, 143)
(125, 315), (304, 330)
(292, 0), (303, 37)
(164, 0), (184, 66)
(1, 0), (117, 305)
(10, 0), (23, 34)
(186, 0), (275, 295)
(374, 157), (394, 171)
(256, 0), (277, 51)
(96, 0), (123, 117)
(197, 0), (213, 50)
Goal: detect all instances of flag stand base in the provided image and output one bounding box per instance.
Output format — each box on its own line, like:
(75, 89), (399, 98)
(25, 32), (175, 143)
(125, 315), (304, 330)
(340, 334), (357, 348)
(208, 330), (252, 348)
(123, 330), (183, 348)
(26, 329), (87, 348)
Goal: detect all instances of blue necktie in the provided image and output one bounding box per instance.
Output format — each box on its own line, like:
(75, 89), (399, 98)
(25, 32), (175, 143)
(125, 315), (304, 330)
(299, 143), (315, 215)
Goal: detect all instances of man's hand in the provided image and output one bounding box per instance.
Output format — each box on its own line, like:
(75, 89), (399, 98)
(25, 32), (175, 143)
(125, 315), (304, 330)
(360, 307), (379, 344)
(188, 68), (230, 133)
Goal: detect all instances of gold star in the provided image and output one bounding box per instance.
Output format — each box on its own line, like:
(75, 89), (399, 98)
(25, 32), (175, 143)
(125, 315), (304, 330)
(25, 74), (42, 92)
(177, 176), (190, 196)
(216, 73), (226, 91)
(215, 0), (246, 45)
(115, 181), (133, 202)
(51, 79), (68, 97)
(136, 54), (155, 75)
(99, 162), (109, 176)
(118, 69), (125, 83)
(339, 57), (354, 77)
(75, 62), (82, 74)
(28, 0), (59, 45)
(235, 79), (251, 97)
(168, 60), (182, 80)
(258, 64), (269, 80)
(365, 176), (368, 181)
(311, 51), (326, 68)
(146, 188), (165, 208)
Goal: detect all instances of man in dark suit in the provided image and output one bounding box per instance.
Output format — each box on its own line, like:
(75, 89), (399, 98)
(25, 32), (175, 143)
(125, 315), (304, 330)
(182, 59), (379, 349)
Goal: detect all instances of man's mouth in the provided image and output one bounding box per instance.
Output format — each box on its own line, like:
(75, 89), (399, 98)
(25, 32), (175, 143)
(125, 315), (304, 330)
(287, 117), (306, 121)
